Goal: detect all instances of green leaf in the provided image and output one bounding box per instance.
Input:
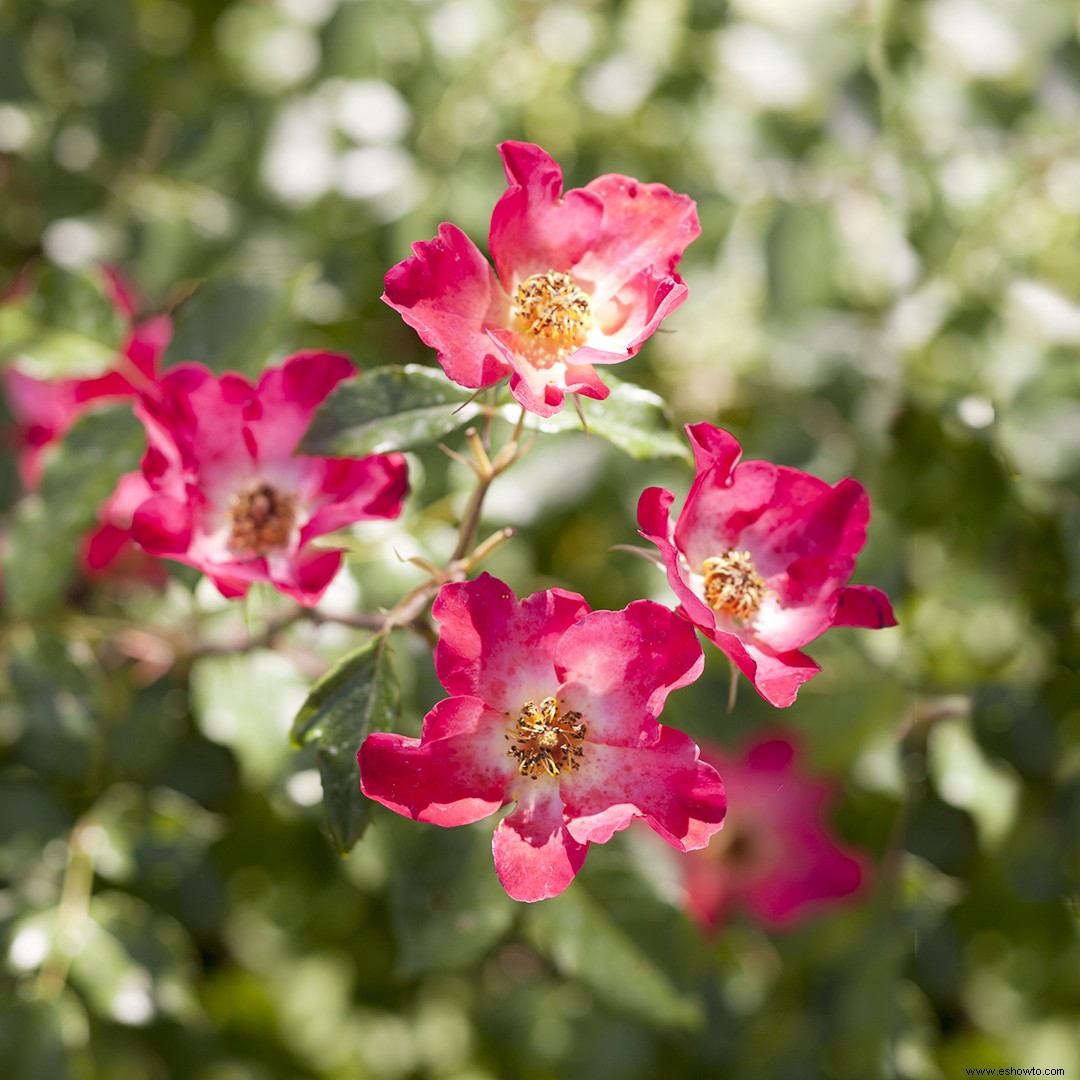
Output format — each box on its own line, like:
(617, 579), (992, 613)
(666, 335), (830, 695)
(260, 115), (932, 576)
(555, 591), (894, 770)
(522, 887), (702, 1030)
(291, 637), (400, 854)
(4, 406), (145, 616)
(507, 374), (691, 463)
(299, 364), (482, 456)
(0, 265), (127, 379)
(163, 269), (301, 376)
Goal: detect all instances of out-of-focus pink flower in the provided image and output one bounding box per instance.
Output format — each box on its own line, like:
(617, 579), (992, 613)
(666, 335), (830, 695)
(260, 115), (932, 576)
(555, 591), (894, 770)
(638, 423), (896, 708)
(681, 733), (868, 931)
(383, 142), (699, 417)
(2, 268), (172, 490)
(359, 573), (725, 902)
(80, 471), (169, 588)
(129, 352), (409, 606)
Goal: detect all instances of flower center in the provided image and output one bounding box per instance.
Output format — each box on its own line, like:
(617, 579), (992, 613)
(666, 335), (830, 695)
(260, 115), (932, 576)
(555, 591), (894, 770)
(506, 696), (587, 779)
(512, 270), (592, 357)
(228, 482), (297, 557)
(702, 550), (767, 620)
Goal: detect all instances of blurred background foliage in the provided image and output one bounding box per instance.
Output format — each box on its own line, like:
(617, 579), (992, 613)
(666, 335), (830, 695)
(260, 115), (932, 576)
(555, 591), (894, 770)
(2, 0), (1080, 1077)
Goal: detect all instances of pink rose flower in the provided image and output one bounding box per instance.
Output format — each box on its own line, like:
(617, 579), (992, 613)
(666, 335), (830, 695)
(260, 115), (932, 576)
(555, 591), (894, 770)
(128, 352), (409, 606)
(359, 573), (726, 903)
(2, 268), (171, 490)
(681, 733), (868, 931)
(383, 142), (700, 417)
(638, 423), (897, 708)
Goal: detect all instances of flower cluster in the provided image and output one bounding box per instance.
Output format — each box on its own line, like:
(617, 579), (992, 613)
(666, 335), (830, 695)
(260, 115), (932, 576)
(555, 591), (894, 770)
(3, 143), (897, 920)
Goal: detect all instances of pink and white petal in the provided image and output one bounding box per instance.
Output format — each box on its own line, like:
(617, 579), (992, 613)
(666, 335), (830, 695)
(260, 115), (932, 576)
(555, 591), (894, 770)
(561, 727), (725, 850)
(637, 487), (718, 633)
(299, 453), (409, 542)
(266, 546), (343, 607)
(754, 477), (869, 585)
(555, 601), (703, 746)
(383, 223), (512, 390)
(573, 273), (688, 362)
(492, 783), (587, 902)
(701, 623), (820, 708)
(574, 174), (700, 298)
(749, 592), (835, 654)
(433, 574), (591, 713)
(247, 352), (356, 460)
(359, 697), (512, 826)
(831, 584), (897, 629)
(502, 351), (608, 417)
(489, 142), (604, 285)
(131, 494), (194, 556)
(674, 460), (781, 570)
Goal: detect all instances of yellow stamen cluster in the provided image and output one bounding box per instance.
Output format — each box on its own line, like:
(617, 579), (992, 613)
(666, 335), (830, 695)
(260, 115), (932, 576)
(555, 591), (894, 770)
(228, 482), (297, 556)
(512, 270), (592, 358)
(703, 549), (767, 621)
(507, 696), (587, 779)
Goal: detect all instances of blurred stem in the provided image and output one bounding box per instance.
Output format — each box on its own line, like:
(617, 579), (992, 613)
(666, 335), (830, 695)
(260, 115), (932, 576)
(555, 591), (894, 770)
(37, 819), (97, 1000)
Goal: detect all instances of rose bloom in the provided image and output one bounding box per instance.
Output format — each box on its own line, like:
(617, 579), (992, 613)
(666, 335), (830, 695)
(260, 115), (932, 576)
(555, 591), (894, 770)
(128, 351), (408, 605)
(681, 733), (868, 932)
(383, 141), (699, 416)
(2, 267), (171, 490)
(639, 423), (896, 708)
(359, 574), (726, 902)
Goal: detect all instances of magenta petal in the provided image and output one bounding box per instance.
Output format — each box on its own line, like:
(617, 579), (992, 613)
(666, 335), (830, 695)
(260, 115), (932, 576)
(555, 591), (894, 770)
(701, 623), (821, 708)
(300, 454), (409, 542)
(832, 585), (897, 629)
(489, 142), (604, 285)
(685, 422), (743, 479)
(269, 548), (343, 607)
(492, 784), (586, 902)
(562, 728), (725, 850)
(383, 223), (512, 390)
(248, 352), (355, 459)
(359, 697), (511, 826)
(131, 494), (193, 555)
(432, 574), (591, 714)
(637, 487), (717, 631)
(554, 601), (703, 746)
(574, 174), (700, 299)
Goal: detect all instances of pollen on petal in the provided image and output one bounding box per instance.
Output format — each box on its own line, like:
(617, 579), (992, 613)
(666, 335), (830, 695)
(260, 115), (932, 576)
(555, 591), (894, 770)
(703, 549), (767, 621)
(228, 481), (297, 556)
(512, 270), (592, 362)
(506, 696), (587, 779)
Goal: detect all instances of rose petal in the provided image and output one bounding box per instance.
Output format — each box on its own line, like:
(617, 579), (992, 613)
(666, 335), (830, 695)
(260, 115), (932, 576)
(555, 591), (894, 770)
(492, 783), (587, 902)
(433, 574), (591, 714)
(555, 601), (703, 746)
(360, 696), (512, 826)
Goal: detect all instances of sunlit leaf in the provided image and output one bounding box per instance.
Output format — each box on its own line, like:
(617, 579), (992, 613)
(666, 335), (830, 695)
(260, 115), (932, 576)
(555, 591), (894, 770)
(291, 637), (400, 854)
(299, 363), (482, 456)
(0, 265), (127, 379)
(505, 374), (691, 463)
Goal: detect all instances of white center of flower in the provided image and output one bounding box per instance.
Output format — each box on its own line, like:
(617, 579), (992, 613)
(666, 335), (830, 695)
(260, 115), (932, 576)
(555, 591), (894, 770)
(506, 696), (587, 779)
(703, 550), (767, 621)
(512, 270), (592, 359)
(228, 482), (297, 556)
